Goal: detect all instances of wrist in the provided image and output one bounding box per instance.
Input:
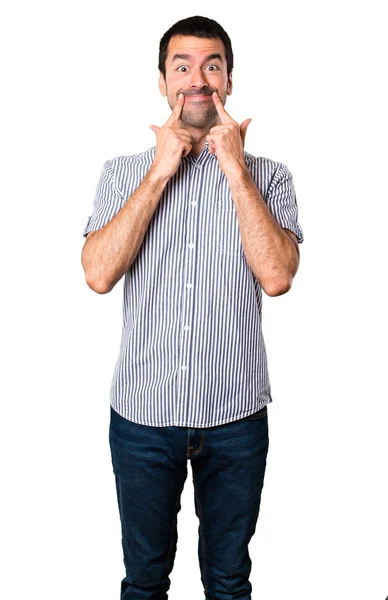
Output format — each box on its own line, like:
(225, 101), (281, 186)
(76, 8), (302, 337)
(226, 160), (251, 185)
(146, 164), (171, 188)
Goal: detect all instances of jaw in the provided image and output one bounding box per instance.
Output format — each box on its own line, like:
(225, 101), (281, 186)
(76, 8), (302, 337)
(179, 103), (219, 129)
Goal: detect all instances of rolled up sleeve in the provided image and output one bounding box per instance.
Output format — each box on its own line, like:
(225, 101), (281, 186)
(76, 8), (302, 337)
(83, 159), (124, 238)
(265, 163), (304, 243)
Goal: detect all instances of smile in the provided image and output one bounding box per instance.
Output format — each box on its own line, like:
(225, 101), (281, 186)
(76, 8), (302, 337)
(185, 95), (212, 102)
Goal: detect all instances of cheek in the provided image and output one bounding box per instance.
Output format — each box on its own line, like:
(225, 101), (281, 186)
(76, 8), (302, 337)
(166, 72), (181, 86)
(214, 75), (230, 94)
(165, 79), (181, 98)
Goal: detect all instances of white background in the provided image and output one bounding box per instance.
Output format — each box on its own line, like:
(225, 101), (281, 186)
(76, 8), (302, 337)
(1, 0), (387, 598)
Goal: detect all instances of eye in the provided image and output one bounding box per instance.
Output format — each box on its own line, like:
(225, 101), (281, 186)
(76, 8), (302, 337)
(177, 65), (189, 72)
(206, 64), (220, 71)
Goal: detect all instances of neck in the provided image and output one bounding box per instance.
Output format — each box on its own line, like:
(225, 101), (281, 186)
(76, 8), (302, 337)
(187, 131), (209, 156)
(178, 116), (221, 156)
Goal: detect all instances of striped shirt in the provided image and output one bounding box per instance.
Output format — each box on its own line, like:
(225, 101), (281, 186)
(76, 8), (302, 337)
(83, 146), (304, 428)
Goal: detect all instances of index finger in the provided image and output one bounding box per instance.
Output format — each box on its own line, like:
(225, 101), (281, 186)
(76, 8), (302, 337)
(212, 91), (233, 124)
(165, 93), (185, 126)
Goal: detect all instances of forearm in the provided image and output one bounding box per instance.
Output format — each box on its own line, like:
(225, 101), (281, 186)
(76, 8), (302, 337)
(227, 166), (299, 296)
(81, 167), (169, 294)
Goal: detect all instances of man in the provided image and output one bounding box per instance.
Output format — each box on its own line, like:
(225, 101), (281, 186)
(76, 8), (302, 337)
(82, 15), (303, 600)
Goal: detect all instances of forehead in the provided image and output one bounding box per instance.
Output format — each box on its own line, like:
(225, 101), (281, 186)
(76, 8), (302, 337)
(166, 35), (226, 63)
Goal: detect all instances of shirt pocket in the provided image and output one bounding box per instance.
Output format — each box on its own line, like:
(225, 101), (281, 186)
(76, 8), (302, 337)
(216, 197), (243, 257)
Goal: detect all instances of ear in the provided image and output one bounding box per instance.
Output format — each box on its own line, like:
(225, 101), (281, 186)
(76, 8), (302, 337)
(227, 71), (233, 96)
(158, 72), (167, 96)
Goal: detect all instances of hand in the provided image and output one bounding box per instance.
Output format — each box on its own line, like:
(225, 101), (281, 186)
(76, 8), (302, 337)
(206, 92), (251, 176)
(149, 94), (192, 180)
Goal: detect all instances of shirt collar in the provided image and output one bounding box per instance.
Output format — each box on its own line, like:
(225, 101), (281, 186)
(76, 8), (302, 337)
(184, 145), (216, 168)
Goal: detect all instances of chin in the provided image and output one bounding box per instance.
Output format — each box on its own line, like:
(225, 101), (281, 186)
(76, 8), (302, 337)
(182, 117), (209, 128)
(181, 108), (217, 129)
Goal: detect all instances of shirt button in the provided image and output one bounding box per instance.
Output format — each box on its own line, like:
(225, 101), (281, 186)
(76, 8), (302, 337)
(191, 201), (197, 207)
(184, 325), (190, 331)
(181, 365), (187, 371)
(186, 283), (192, 289)
(188, 243), (194, 250)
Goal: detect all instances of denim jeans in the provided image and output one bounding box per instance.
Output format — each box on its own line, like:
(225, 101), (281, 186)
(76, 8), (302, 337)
(109, 404), (269, 600)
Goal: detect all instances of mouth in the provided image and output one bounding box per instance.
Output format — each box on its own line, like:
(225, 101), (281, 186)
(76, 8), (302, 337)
(184, 95), (213, 102)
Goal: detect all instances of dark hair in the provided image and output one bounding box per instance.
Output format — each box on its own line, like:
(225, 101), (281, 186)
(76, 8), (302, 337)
(158, 16), (234, 78)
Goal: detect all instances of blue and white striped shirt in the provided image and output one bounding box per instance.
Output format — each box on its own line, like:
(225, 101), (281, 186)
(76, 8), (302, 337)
(83, 146), (303, 427)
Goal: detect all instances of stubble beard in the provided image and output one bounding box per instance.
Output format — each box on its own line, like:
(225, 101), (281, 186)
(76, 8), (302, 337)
(166, 89), (225, 129)
(179, 102), (218, 129)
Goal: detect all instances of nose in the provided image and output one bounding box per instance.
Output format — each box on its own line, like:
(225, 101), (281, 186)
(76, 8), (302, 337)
(188, 66), (208, 90)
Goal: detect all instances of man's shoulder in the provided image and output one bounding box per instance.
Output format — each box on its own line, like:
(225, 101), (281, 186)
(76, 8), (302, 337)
(107, 146), (156, 171)
(243, 151), (282, 172)
(243, 151), (294, 186)
(99, 148), (156, 197)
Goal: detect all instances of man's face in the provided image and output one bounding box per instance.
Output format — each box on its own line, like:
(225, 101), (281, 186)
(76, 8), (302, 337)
(159, 35), (233, 129)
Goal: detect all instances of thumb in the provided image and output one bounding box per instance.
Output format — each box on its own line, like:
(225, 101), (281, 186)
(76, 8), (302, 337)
(239, 118), (252, 147)
(149, 125), (160, 137)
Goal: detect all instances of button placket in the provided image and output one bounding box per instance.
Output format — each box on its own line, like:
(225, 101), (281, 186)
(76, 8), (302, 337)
(177, 161), (201, 421)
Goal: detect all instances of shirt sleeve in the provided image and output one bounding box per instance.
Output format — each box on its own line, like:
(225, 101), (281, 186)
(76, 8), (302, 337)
(82, 159), (124, 238)
(265, 162), (304, 243)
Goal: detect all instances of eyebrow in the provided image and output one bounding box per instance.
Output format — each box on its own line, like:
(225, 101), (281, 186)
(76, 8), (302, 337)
(171, 53), (223, 63)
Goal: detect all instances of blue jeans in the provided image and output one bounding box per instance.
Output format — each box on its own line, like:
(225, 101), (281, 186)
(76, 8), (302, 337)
(109, 404), (269, 600)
